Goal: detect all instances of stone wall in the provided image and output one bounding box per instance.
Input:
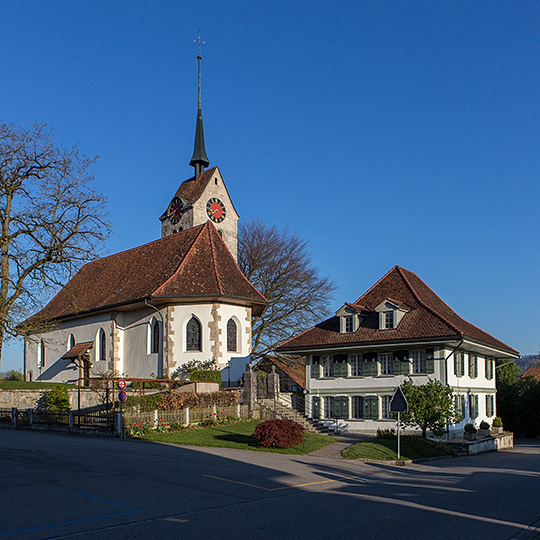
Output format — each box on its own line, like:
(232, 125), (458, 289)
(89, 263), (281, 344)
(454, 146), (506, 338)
(0, 389), (104, 411)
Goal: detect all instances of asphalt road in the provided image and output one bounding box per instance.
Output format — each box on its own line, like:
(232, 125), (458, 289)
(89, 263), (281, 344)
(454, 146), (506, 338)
(1, 429), (540, 539)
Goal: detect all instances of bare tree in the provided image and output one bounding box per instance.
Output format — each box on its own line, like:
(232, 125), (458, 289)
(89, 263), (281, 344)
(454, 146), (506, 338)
(238, 219), (335, 360)
(0, 121), (110, 369)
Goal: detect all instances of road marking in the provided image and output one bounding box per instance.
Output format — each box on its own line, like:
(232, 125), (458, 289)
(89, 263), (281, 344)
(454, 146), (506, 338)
(351, 493), (540, 533)
(204, 474), (338, 491)
(163, 518), (190, 523)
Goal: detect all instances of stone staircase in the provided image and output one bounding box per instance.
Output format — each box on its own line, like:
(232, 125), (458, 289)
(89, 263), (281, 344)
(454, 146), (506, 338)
(258, 398), (338, 435)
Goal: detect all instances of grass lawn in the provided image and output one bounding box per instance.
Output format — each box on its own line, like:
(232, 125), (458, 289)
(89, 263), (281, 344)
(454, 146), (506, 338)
(0, 381), (77, 390)
(139, 420), (337, 455)
(342, 435), (457, 461)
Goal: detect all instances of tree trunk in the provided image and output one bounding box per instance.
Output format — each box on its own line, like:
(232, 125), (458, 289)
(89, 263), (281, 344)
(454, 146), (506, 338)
(421, 426), (427, 438)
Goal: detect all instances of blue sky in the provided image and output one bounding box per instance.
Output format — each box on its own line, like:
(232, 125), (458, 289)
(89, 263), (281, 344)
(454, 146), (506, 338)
(2, 1), (539, 371)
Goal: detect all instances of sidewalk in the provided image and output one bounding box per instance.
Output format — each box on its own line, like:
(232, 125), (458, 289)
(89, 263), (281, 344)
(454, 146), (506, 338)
(308, 432), (374, 459)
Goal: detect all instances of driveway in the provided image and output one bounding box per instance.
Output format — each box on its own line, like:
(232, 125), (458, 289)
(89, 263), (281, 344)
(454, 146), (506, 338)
(1, 430), (539, 539)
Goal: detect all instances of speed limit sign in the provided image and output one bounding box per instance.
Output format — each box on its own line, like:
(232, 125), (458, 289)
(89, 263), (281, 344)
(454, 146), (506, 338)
(117, 379), (126, 390)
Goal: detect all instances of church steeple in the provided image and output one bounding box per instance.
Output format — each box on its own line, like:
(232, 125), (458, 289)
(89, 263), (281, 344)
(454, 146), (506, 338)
(189, 32), (210, 178)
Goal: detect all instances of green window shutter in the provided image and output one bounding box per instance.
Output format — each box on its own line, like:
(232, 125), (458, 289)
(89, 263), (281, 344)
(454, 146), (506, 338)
(363, 352), (377, 377)
(368, 396), (379, 420)
(474, 395), (479, 418)
(312, 363), (322, 379)
(363, 397), (372, 419)
(393, 356), (403, 376)
(485, 395), (491, 417)
(426, 348), (435, 374)
(312, 396), (321, 419)
(454, 353), (460, 376)
(341, 397), (350, 419)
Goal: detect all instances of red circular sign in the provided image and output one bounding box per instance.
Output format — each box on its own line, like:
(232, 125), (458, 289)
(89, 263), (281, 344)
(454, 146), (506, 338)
(117, 379), (126, 390)
(118, 391), (127, 402)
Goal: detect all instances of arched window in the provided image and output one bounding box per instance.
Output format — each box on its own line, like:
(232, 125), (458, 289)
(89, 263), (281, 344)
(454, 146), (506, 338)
(186, 317), (201, 351)
(68, 334), (75, 350)
(227, 318), (237, 352)
(151, 319), (160, 354)
(38, 340), (45, 368)
(98, 328), (106, 361)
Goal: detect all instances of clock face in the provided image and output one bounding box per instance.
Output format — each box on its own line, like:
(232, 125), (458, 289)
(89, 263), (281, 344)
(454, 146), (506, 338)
(168, 197), (184, 225)
(206, 197), (226, 223)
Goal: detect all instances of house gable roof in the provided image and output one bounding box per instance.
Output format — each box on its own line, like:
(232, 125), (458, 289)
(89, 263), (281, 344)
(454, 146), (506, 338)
(27, 222), (266, 324)
(277, 266), (518, 356)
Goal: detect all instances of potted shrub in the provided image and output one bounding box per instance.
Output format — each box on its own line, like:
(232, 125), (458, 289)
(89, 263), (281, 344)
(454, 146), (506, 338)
(464, 423), (477, 440)
(492, 416), (503, 434)
(478, 420), (490, 437)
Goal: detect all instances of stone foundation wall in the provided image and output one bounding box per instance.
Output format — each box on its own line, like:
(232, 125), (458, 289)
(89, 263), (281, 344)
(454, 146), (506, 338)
(0, 389), (104, 410)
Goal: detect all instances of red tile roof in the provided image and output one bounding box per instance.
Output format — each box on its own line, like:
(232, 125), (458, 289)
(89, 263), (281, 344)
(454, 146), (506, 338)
(277, 266), (518, 356)
(62, 342), (93, 360)
(522, 367), (540, 381)
(256, 356), (306, 388)
(27, 222), (266, 324)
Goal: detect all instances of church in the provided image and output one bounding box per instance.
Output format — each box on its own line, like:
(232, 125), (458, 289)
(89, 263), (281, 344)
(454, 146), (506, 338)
(23, 49), (266, 386)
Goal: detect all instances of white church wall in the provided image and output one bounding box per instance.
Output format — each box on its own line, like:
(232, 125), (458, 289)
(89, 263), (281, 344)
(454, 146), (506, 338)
(169, 303), (251, 384)
(25, 313), (113, 383)
(120, 308), (163, 379)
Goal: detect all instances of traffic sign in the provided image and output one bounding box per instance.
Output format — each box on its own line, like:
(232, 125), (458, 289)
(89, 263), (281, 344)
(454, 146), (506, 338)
(118, 391), (127, 402)
(390, 386), (409, 413)
(117, 379), (126, 390)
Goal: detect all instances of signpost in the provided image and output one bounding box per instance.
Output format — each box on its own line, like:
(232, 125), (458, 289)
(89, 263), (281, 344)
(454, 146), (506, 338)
(117, 381), (127, 438)
(390, 386), (409, 461)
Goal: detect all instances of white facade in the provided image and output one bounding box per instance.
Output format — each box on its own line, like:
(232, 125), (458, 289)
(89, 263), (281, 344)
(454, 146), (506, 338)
(305, 341), (499, 438)
(25, 301), (252, 385)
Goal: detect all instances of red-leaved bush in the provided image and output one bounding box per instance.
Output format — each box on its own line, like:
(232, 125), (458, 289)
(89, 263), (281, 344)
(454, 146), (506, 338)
(252, 419), (305, 448)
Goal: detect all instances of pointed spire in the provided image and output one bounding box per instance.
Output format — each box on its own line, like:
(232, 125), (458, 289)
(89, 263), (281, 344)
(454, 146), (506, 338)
(190, 31), (210, 178)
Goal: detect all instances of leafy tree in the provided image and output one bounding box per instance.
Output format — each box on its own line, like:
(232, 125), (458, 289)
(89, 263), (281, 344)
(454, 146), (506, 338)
(495, 359), (521, 385)
(0, 122), (110, 370)
(45, 384), (71, 412)
(399, 378), (460, 438)
(238, 219), (335, 359)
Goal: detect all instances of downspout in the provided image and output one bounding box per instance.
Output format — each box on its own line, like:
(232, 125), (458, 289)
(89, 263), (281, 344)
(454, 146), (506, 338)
(145, 299), (166, 378)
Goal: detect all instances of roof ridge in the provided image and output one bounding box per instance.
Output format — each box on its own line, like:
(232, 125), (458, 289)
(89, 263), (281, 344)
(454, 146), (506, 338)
(396, 266), (462, 335)
(151, 223), (208, 297)
(207, 223), (225, 295)
(354, 266), (398, 304)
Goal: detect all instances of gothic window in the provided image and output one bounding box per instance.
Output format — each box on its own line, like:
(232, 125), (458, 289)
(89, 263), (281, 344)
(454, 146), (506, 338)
(186, 317), (201, 351)
(68, 334), (75, 350)
(98, 328), (106, 361)
(227, 318), (237, 352)
(151, 320), (160, 354)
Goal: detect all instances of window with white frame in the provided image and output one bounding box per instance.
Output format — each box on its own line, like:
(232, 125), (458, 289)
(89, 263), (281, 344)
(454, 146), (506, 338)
(412, 350), (426, 374)
(384, 312), (394, 329)
(345, 316), (353, 333)
(381, 395), (392, 419)
(38, 339), (45, 368)
(350, 354), (362, 376)
(98, 328), (106, 361)
(323, 355), (333, 377)
(379, 352), (393, 375)
(324, 396), (335, 418)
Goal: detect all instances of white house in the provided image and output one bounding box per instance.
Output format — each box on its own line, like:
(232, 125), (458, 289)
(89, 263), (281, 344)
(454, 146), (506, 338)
(276, 266), (519, 437)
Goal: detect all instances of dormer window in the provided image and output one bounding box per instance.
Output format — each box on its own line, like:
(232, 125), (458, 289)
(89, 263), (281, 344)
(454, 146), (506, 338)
(336, 304), (366, 334)
(375, 299), (409, 330)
